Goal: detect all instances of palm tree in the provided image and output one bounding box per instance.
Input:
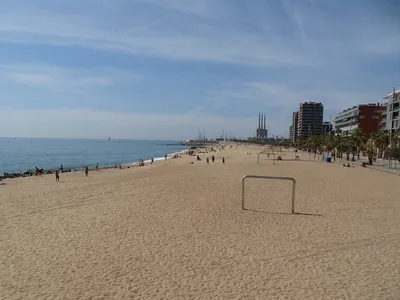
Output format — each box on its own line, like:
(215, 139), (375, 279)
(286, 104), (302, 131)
(333, 133), (343, 160)
(365, 140), (375, 165)
(392, 130), (400, 149)
(343, 136), (352, 161)
(350, 127), (367, 160)
(373, 130), (389, 158)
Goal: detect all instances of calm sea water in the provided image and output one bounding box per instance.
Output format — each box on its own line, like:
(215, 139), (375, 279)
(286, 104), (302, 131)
(0, 138), (187, 174)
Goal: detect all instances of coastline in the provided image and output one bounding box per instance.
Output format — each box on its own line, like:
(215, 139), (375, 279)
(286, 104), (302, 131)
(0, 145), (189, 179)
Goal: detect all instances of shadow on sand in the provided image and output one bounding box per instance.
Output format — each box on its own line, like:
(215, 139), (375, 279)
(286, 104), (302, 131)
(243, 208), (323, 217)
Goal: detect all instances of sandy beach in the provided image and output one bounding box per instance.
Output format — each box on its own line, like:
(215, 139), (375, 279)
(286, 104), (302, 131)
(0, 145), (399, 299)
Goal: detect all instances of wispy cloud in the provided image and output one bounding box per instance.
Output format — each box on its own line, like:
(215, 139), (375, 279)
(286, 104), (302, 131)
(134, 0), (212, 17)
(1, 0), (398, 66)
(205, 80), (385, 115)
(0, 64), (140, 88)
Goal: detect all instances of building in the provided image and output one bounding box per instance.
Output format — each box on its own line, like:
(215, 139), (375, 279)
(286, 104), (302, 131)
(323, 121), (333, 134)
(290, 112), (298, 143)
(382, 88), (400, 133)
(256, 112), (268, 139)
(297, 102), (324, 140)
(333, 104), (386, 135)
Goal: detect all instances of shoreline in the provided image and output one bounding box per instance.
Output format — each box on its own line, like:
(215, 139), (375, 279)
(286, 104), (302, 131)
(0, 144), (231, 183)
(0, 148), (189, 180)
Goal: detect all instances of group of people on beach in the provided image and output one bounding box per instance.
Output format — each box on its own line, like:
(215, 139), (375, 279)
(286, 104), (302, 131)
(53, 162), (99, 182)
(206, 155), (225, 164)
(49, 148), (226, 183)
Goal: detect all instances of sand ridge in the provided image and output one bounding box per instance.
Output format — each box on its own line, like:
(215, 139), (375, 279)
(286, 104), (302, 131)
(0, 145), (399, 299)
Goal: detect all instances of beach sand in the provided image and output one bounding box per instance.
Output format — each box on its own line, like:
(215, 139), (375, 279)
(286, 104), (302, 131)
(0, 145), (399, 299)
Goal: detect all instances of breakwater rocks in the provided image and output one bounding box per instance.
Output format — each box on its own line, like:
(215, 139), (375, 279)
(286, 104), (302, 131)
(0, 169), (73, 180)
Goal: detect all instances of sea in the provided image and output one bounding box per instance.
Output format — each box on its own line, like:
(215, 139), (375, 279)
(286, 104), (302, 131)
(0, 138), (188, 174)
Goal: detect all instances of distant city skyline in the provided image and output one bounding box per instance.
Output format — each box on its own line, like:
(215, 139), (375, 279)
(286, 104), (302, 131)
(0, 0), (399, 139)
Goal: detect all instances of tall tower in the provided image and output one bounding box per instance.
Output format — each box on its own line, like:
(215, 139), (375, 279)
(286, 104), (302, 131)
(297, 102), (323, 140)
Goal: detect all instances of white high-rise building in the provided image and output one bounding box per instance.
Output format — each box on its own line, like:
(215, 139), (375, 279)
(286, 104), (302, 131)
(383, 88), (400, 133)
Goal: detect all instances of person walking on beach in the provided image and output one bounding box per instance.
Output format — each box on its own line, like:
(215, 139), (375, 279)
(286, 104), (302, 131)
(206, 157), (209, 164)
(151, 157), (154, 164)
(85, 165), (89, 177)
(96, 163), (99, 171)
(165, 154), (167, 160)
(212, 155), (215, 163)
(60, 164), (63, 172)
(222, 157), (225, 164)
(55, 170), (60, 182)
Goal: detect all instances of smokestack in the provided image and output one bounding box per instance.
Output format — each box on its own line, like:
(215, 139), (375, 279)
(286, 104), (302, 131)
(264, 113), (267, 130)
(261, 113), (264, 130)
(258, 113), (261, 129)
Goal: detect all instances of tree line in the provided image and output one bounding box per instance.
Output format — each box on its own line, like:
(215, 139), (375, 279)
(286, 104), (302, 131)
(280, 129), (400, 165)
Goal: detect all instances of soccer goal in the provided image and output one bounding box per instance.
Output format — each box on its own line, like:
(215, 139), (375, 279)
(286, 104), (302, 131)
(257, 152), (276, 165)
(241, 175), (296, 213)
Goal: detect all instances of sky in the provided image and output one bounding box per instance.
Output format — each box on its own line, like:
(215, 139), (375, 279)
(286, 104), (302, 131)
(0, 0), (399, 140)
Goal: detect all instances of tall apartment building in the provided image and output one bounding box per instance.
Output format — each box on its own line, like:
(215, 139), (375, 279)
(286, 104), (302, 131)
(297, 102), (323, 139)
(333, 104), (386, 134)
(382, 88), (400, 133)
(290, 112), (299, 143)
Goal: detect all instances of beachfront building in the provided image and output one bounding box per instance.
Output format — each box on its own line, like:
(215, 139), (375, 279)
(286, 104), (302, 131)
(333, 103), (386, 135)
(290, 112), (298, 143)
(382, 88), (400, 134)
(323, 121), (333, 134)
(297, 102), (324, 140)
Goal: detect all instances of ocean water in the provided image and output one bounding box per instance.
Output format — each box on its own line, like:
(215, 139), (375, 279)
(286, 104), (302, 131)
(0, 138), (187, 174)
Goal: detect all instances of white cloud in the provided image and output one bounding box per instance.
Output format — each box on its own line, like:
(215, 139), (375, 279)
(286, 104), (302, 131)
(0, 64), (140, 88)
(10, 73), (54, 86)
(134, 0), (212, 17)
(0, 3), (318, 68)
(0, 0), (398, 68)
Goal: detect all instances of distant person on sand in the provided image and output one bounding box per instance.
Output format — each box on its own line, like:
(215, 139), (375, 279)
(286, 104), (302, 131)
(165, 154), (167, 160)
(151, 157), (154, 164)
(96, 163), (99, 171)
(206, 157), (209, 164)
(55, 170), (60, 182)
(212, 155), (215, 163)
(222, 157), (225, 164)
(85, 166), (89, 177)
(60, 164), (63, 172)
(35, 166), (43, 176)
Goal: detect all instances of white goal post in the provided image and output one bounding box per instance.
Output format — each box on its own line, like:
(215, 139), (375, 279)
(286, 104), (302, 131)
(241, 175), (296, 213)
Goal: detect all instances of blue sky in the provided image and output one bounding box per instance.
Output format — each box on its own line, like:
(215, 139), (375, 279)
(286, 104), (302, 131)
(0, 0), (399, 139)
